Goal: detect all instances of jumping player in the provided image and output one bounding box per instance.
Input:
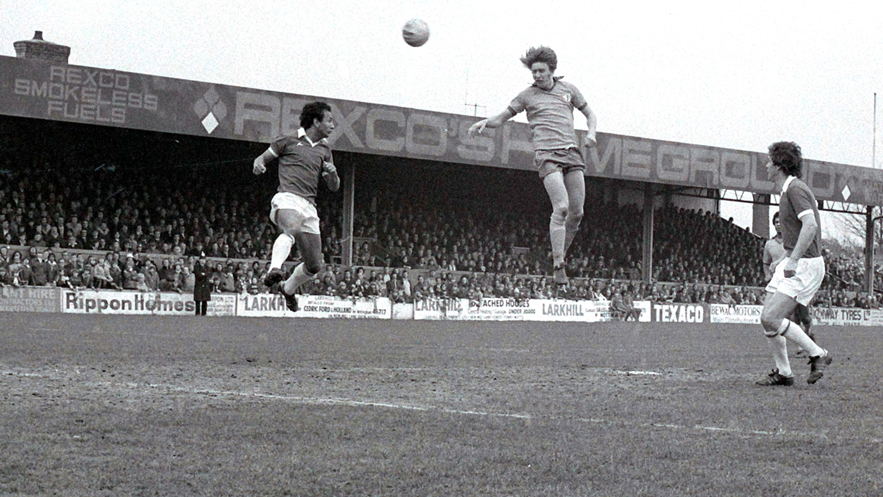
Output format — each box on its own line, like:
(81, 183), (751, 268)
(763, 211), (815, 352)
(757, 142), (831, 386)
(253, 101), (340, 312)
(467, 46), (597, 285)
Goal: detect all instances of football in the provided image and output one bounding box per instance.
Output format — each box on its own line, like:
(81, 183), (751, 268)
(402, 19), (430, 47)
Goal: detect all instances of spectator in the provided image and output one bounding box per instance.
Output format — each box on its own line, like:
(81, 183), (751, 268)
(0, 220), (13, 245)
(18, 258), (33, 288)
(243, 269), (261, 294)
(218, 264), (236, 293)
(193, 254), (211, 316)
(122, 259), (140, 290)
(29, 250), (49, 286)
(91, 255), (117, 289)
(106, 252), (123, 289)
(158, 258), (177, 291)
(134, 273), (150, 292)
(610, 290), (640, 321)
(142, 260), (160, 291)
(179, 265), (196, 294)
(335, 280), (349, 299)
(54, 257), (71, 289)
(412, 274), (428, 300)
(320, 273), (337, 296)
(401, 270), (412, 299)
(68, 255), (86, 289)
(46, 251), (59, 286)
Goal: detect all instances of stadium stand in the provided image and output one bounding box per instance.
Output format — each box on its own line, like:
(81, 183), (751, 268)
(0, 150), (878, 307)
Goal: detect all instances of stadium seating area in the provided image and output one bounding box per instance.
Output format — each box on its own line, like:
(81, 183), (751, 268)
(349, 182), (765, 286)
(0, 157), (879, 307)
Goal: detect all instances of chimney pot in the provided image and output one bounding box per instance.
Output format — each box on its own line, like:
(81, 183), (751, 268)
(14, 31), (70, 64)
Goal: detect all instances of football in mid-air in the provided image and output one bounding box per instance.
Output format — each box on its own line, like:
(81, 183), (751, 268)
(402, 19), (430, 47)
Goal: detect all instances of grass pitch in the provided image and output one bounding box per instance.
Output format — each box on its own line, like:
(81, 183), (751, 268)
(0, 313), (881, 496)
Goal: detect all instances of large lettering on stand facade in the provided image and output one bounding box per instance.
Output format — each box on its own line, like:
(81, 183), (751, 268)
(2, 55), (881, 205)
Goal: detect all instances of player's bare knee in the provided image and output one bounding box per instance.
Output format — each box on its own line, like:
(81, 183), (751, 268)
(759, 309), (780, 334)
(304, 259), (322, 275)
(551, 209), (567, 226)
(795, 304), (811, 322)
(566, 210), (583, 230)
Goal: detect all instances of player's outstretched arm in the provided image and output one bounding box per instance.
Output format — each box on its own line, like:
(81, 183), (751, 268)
(253, 148), (276, 175)
(762, 241), (774, 281)
(580, 105), (597, 148)
(467, 108), (517, 137)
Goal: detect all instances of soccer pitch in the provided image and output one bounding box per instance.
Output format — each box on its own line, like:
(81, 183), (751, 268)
(0, 313), (880, 496)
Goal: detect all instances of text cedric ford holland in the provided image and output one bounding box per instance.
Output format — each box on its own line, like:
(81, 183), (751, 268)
(14, 66), (158, 124)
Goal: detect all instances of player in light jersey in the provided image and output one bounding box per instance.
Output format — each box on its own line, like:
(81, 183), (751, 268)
(763, 211), (814, 352)
(757, 142), (831, 386)
(468, 46), (597, 285)
(762, 212), (787, 282)
(253, 101), (340, 312)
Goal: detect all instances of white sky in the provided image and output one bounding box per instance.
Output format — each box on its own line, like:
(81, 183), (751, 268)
(3, 1), (883, 237)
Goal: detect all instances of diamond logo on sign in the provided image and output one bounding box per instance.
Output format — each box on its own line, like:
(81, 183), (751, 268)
(842, 184), (851, 201)
(193, 87), (227, 134)
(201, 113), (219, 134)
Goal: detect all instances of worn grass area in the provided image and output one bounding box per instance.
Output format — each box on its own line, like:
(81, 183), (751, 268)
(0, 314), (881, 496)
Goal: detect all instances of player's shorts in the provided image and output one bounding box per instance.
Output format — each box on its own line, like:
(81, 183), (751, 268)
(535, 147), (586, 179)
(269, 192), (320, 235)
(765, 256), (825, 306)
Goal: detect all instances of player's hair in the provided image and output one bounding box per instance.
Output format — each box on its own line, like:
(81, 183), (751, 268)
(300, 101), (332, 130)
(772, 211), (779, 222)
(520, 46), (557, 72)
(768, 141), (803, 178)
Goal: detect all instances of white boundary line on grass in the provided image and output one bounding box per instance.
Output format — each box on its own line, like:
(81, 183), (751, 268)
(3, 369), (869, 443)
(143, 382), (827, 440)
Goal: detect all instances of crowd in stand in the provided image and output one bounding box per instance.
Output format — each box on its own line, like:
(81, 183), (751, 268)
(0, 246), (272, 295)
(0, 243), (772, 307)
(347, 181), (765, 287)
(0, 157), (880, 307)
(822, 251), (883, 293)
(0, 242), (877, 309)
(297, 265), (774, 308)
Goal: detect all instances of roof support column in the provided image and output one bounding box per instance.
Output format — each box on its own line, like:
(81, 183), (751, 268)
(752, 194), (770, 239)
(341, 162), (355, 266)
(642, 183), (654, 282)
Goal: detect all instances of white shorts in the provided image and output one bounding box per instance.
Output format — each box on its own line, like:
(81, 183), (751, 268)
(269, 192), (320, 235)
(765, 256), (825, 306)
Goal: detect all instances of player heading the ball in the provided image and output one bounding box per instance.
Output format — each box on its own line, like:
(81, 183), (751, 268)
(468, 46), (597, 285)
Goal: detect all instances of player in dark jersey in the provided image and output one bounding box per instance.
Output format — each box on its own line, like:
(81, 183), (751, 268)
(757, 142), (831, 386)
(253, 102), (340, 311)
(764, 211), (815, 354)
(468, 46), (597, 286)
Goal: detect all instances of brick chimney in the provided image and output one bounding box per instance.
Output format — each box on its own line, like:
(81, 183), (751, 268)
(14, 31), (70, 64)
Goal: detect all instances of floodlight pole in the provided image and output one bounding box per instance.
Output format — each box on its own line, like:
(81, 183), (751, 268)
(865, 93), (878, 296)
(865, 206), (874, 296)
